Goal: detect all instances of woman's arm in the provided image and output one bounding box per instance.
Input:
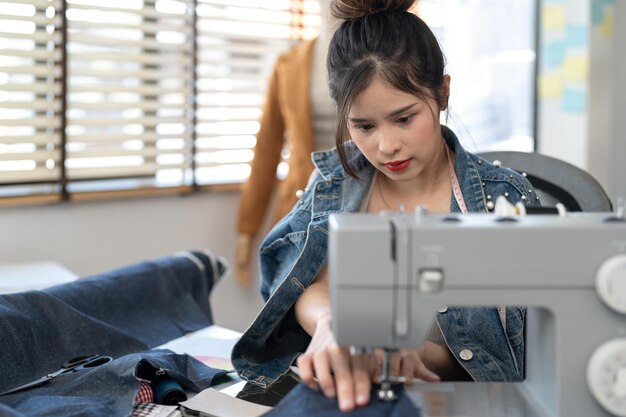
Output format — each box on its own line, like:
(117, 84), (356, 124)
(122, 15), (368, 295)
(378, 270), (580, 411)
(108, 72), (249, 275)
(295, 266), (375, 412)
(294, 266), (332, 335)
(419, 341), (471, 381)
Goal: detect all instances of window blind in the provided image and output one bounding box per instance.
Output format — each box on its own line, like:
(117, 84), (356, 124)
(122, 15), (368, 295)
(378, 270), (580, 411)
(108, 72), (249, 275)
(0, 0), (64, 198)
(0, 0), (321, 200)
(193, 0), (320, 185)
(65, 0), (195, 192)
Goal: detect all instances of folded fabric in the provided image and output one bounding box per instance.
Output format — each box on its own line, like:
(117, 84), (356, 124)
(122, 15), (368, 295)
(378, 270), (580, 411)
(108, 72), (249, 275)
(0, 251), (228, 397)
(264, 383), (422, 417)
(0, 350), (229, 417)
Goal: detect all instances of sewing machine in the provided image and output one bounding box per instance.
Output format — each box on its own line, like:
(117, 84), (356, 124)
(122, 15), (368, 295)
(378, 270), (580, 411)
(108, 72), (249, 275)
(328, 210), (626, 417)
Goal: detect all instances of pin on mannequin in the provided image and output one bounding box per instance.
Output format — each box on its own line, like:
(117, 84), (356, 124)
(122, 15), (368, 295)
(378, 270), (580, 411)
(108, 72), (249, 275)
(235, 1), (339, 287)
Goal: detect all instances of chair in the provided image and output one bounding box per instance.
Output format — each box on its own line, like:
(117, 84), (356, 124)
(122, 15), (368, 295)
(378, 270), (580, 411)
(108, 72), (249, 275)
(477, 151), (613, 212)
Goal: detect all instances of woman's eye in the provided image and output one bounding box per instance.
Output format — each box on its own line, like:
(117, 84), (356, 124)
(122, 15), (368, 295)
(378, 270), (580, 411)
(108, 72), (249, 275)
(355, 123), (375, 131)
(396, 114), (414, 125)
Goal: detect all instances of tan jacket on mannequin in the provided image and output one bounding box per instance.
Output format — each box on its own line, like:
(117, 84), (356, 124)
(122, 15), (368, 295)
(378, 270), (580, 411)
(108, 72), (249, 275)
(235, 39), (319, 286)
(238, 39), (317, 237)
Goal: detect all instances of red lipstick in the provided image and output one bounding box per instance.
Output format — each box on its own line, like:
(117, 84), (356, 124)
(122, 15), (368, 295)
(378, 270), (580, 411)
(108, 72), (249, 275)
(385, 159), (411, 172)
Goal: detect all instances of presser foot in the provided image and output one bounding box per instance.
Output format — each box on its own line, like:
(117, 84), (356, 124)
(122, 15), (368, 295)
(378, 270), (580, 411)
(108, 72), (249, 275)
(377, 348), (399, 401)
(377, 379), (398, 401)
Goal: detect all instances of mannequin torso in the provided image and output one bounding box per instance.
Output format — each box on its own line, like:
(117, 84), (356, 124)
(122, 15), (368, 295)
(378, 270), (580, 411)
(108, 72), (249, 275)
(310, 34), (336, 151)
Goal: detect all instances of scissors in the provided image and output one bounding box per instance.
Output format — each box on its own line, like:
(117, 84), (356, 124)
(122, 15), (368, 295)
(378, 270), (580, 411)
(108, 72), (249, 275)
(0, 354), (113, 396)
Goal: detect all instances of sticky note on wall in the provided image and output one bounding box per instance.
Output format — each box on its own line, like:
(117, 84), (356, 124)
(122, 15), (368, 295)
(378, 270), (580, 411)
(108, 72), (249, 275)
(562, 87), (586, 113)
(543, 4), (567, 31)
(566, 25), (588, 49)
(542, 41), (567, 68)
(601, 12), (614, 37)
(539, 73), (564, 98)
(563, 55), (588, 81)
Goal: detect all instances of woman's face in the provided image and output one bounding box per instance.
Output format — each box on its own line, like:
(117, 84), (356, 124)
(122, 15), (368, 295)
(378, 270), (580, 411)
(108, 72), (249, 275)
(347, 77), (449, 184)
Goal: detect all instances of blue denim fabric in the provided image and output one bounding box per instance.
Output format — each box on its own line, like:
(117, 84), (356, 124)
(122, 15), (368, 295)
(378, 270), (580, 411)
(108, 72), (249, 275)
(264, 383), (421, 417)
(0, 251), (229, 416)
(0, 350), (228, 417)
(232, 126), (541, 388)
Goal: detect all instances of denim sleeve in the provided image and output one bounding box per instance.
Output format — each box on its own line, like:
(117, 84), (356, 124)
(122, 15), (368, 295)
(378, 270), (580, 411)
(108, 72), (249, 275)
(259, 178), (315, 302)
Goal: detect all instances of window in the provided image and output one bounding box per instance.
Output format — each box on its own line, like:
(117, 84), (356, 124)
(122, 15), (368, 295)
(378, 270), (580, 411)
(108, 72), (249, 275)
(0, 0), (320, 202)
(1, 0), (537, 203)
(0, 0), (64, 200)
(418, 0), (537, 153)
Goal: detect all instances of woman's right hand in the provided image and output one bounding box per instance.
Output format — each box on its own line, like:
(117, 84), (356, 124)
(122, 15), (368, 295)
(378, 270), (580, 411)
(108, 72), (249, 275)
(296, 312), (377, 412)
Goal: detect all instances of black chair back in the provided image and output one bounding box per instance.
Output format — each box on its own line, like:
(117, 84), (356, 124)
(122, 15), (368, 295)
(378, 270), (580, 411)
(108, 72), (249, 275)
(477, 151), (613, 212)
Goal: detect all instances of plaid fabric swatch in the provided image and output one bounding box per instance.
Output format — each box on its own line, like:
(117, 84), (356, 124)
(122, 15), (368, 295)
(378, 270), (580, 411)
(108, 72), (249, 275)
(134, 380), (155, 404)
(130, 403), (180, 417)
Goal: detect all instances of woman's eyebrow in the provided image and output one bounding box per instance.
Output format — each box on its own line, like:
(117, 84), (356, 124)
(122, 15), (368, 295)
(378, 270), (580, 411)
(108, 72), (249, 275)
(386, 103), (418, 118)
(348, 103), (418, 123)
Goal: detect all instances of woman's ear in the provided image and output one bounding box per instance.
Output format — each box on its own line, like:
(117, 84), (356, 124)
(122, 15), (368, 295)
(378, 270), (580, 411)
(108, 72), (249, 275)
(440, 74), (451, 110)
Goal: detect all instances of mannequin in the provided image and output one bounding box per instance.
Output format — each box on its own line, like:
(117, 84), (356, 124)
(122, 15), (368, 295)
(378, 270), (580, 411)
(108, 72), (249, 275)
(234, 1), (339, 287)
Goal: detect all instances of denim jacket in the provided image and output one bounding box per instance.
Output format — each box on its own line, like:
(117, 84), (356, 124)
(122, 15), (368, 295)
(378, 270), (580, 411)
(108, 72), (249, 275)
(232, 127), (540, 388)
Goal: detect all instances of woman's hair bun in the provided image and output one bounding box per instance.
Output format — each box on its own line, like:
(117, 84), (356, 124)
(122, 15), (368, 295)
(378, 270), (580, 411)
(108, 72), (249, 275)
(330, 0), (416, 20)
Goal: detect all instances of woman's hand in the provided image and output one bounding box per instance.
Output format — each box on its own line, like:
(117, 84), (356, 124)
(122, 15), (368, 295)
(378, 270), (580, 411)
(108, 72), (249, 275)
(372, 348), (441, 385)
(297, 313), (440, 413)
(296, 312), (376, 412)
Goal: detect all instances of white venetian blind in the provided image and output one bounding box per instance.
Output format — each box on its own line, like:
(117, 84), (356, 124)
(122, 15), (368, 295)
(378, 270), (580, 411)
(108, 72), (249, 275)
(193, 0), (320, 185)
(65, 0), (195, 192)
(0, 0), (64, 198)
(0, 0), (321, 201)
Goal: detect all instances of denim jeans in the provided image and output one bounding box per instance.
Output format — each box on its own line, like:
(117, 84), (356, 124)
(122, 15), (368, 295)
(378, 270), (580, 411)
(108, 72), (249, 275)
(265, 383), (421, 417)
(0, 351), (228, 417)
(0, 251), (229, 417)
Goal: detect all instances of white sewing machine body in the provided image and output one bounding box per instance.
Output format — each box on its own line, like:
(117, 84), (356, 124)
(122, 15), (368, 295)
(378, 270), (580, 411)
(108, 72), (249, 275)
(328, 212), (626, 417)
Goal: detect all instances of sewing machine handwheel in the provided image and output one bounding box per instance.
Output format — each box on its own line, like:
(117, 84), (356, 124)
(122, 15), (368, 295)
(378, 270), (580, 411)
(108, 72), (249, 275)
(587, 338), (626, 416)
(596, 255), (626, 314)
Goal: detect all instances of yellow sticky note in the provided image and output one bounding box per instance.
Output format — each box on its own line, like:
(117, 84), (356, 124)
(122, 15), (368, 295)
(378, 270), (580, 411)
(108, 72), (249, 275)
(539, 73), (564, 98)
(563, 55), (588, 81)
(601, 13), (614, 38)
(543, 4), (567, 31)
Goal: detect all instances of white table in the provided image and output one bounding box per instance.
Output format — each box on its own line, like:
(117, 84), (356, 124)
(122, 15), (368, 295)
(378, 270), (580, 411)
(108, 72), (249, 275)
(0, 261), (78, 294)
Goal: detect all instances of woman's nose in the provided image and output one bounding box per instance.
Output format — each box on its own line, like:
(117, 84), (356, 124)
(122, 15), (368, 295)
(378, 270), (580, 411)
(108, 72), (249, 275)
(377, 129), (401, 155)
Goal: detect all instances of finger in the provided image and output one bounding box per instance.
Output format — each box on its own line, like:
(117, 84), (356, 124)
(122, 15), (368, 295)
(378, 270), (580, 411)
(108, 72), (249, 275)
(296, 355), (318, 391)
(415, 359), (441, 382)
(313, 351), (336, 398)
(390, 351), (401, 377)
(328, 345), (355, 412)
(351, 354), (372, 407)
(407, 349), (441, 382)
(371, 350), (384, 383)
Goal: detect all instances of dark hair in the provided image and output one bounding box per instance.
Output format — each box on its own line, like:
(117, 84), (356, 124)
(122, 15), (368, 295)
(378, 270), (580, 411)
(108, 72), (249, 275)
(328, 0), (447, 177)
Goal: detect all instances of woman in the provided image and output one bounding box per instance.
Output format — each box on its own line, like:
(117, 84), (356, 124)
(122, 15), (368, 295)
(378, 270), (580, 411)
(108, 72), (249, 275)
(232, 0), (540, 412)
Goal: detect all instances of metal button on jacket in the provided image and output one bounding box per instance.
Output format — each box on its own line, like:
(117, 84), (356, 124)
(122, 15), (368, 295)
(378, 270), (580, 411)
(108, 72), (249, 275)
(438, 306), (448, 313)
(459, 349), (474, 361)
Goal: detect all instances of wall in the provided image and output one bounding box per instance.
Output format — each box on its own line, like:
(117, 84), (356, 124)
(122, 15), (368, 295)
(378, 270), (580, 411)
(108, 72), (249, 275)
(537, 0), (590, 168)
(0, 191), (265, 332)
(588, 0), (626, 204)
(538, 0), (625, 204)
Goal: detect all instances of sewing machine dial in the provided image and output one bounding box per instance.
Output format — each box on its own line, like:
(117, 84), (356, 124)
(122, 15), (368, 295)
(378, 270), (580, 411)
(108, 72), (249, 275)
(587, 338), (626, 416)
(596, 254), (626, 314)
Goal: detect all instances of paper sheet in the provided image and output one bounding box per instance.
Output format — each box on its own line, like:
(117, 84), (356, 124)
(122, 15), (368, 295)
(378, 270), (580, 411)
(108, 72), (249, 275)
(180, 388), (271, 417)
(157, 326), (240, 370)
